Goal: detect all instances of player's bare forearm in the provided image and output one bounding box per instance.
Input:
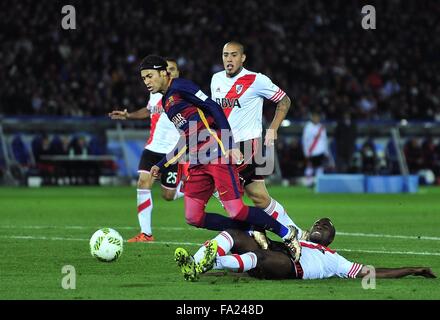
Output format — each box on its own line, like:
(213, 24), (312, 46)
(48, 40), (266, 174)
(127, 107), (150, 119)
(108, 107), (150, 120)
(268, 95), (291, 131)
(356, 266), (436, 279)
(265, 95), (291, 145)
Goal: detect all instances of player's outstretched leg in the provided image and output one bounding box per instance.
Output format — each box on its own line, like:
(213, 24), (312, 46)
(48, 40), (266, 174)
(174, 248), (198, 281)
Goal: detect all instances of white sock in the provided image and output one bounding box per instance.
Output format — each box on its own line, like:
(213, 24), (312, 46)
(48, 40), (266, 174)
(216, 252), (257, 273)
(316, 167), (324, 176)
(194, 231), (234, 269)
(263, 198), (303, 239)
(173, 181), (185, 200)
(137, 189), (153, 235)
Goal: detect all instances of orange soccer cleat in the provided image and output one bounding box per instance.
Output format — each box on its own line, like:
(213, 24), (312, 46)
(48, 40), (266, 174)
(127, 233), (155, 243)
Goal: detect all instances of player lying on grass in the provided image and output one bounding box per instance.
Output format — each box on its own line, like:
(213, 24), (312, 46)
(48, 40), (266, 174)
(175, 218), (436, 281)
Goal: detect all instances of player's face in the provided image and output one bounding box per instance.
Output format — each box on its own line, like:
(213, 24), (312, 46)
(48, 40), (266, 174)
(141, 69), (167, 94)
(222, 44), (246, 77)
(309, 218), (335, 246)
(166, 61), (180, 78)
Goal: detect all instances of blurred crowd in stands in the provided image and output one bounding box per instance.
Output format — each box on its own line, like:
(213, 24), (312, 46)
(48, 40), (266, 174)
(278, 133), (440, 184)
(1, 0), (439, 121)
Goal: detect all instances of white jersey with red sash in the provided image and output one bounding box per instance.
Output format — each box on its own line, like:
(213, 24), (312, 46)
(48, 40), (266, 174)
(301, 121), (328, 157)
(145, 92), (180, 154)
(298, 241), (363, 280)
(210, 68), (286, 142)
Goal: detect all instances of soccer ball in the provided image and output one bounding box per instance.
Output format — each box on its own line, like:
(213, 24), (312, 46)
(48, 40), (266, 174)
(90, 228), (124, 262)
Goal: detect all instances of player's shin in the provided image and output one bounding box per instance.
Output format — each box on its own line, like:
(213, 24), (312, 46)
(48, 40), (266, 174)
(225, 200), (291, 240)
(137, 189), (153, 235)
(263, 198), (303, 239)
(194, 231), (234, 266)
(216, 252), (257, 273)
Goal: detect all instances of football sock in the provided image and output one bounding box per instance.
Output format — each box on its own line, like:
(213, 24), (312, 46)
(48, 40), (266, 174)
(137, 189), (153, 235)
(263, 198), (303, 239)
(194, 231), (234, 266)
(304, 165), (314, 186)
(202, 213), (251, 231)
(216, 252), (257, 273)
(245, 206), (291, 239)
(173, 181), (185, 200)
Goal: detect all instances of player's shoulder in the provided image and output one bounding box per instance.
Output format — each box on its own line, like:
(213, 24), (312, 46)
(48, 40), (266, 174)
(254, 71), (274, 83)
(170, 78), (199, 91)
(212, 70), (226, 80)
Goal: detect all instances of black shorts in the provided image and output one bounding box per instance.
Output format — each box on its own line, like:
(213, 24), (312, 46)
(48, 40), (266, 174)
(309, 154), (326, 168)
(236, 138), (266, 187)
(138, 149), (179, 189)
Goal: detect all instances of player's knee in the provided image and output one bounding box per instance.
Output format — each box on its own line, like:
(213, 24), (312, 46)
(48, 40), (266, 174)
(224, 228), (241, 240)
(223, 199), (248, 221)
(137, 176), (152, 189)
(161, 189), (175, 201)
(184, 197), (206, 227)
(185, 212), (204, 227)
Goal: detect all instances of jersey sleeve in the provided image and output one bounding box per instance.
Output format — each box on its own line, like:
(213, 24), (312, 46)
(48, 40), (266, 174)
(155, 134), (188, 171)
(255, 73), (286, 103)
(210, 75), (216, 98)
(335, 254), (363, 278)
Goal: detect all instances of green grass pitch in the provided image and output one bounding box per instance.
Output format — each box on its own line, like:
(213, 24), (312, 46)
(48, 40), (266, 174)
(0, 186), (439, 300)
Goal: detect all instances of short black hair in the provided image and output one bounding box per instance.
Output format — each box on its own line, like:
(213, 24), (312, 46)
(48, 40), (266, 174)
(224, 41), (245, 54)
(139, 55), (167, 72)
(164, 57), (178, 65)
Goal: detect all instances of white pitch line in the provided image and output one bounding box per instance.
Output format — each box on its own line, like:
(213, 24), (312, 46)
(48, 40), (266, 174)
(337, 248), (440, 257)
(337, 231), (440, 241)
(1, 225), (440, 241)
(0, 235), (439, 256)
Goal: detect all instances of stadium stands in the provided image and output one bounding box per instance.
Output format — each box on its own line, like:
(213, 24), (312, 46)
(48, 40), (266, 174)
(1, 0), (439, 122)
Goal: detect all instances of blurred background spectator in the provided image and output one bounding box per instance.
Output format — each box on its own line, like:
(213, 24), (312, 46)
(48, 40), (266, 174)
(334, 112), (357, 173)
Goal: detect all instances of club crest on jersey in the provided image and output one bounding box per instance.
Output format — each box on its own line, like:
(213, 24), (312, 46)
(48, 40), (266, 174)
(167, 96), (175, 106)
(216, 87), (221, 93)
(236, 84), (243, 95)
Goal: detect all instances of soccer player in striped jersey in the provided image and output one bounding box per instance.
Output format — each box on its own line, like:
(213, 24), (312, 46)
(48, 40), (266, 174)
(176, 218), (436, 281)
(108, 58), (184, 242)
(210, 41), (295, 230)
(141, 55), (301, 261)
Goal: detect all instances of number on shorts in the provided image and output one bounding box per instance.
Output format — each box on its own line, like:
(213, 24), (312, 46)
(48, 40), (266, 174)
(166, 172), (177, 184)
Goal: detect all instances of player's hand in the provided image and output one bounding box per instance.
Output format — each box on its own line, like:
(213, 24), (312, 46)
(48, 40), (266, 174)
(414, 267), (436, 278)
(264, 128), (277, 146)
(150, 165), (161, 179)
(226, 148), (244, 165)
(108, 109), (129, 120)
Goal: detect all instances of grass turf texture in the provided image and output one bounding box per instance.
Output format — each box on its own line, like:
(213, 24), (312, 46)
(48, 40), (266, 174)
(0, 186), (439, 300)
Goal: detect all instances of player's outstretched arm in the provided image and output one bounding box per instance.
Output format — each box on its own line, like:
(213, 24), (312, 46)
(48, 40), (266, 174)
(108, 107), (150, 120)
(356, 266), (436, 279)
(265, 95), (291, 146)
